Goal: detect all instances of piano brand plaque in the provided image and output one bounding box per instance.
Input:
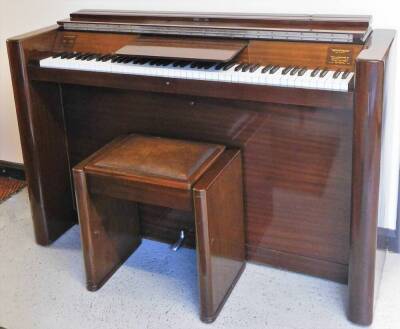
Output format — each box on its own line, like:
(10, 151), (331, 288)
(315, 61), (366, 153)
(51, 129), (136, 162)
(327, 48), (353, 65)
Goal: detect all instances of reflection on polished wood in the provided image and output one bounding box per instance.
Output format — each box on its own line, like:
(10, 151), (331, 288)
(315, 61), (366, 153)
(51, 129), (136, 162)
(73, 135), (246, 322)
(6, 11), (395, 325)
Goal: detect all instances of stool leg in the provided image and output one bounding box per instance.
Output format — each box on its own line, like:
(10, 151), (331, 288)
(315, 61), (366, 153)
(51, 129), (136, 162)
(193, 150), (246, 323)
(73, 170), (142, 291)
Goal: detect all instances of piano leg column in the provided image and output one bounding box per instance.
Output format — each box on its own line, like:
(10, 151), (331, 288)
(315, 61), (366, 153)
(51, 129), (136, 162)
(7, 31), (76, 245)
(193, 150), (246, 323)
(349, 58), (385, 326)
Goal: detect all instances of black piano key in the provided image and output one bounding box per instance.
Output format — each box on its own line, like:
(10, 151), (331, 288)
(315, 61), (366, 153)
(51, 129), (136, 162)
(234, 63), (245, 71)
(86, 54), (98, 61)
(150, 59), (161, 65)
(75, 53), (87, 60)
(96, 54), (109, 61)
(65, 52), (78, 59)
(282, 66), (293, 75)
(160, 59), (172, 66)
(201, 62), (216, 69)
(60, 52), (71, 59)
(241, 63), (252, 72)
(342, 70), (350, 79)
(311, 67), (321, 77)
(52, 52), (67, 58)
(289, 67), (300, 75)
(172, 60), (183, 67)
(69, 52), (82, 59)
(249, 64), (260, 73)
(223, 62), (236, 71)
(333, 70), (342, 79)
(319, 68), (329, 78)
(269, 65), (280, 74)
(298, 67), (307, 76)
(190, 61), (200, 68)
(215, 62), (226, 70)
(195, 62), (207, 69)
(261, 64), (273, 73)
(101, 55), (113, 62)
(81, 53), (95, 60)
(111, 55), (123, 63)
(122, 57), (133, 63)
(179, 61), (191, 68)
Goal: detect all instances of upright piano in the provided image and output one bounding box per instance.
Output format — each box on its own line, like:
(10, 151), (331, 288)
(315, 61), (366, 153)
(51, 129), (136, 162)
(7, 10), (395, 325)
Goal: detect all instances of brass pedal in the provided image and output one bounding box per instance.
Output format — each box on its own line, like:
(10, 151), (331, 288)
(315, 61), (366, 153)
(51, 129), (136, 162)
(171, 229), (185, 251)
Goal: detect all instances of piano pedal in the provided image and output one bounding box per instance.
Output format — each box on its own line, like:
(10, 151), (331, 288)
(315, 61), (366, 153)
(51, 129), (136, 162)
(171, 229), (186, 251)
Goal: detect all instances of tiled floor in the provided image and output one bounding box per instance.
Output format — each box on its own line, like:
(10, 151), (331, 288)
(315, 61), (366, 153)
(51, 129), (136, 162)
(0, 189), (399, 329)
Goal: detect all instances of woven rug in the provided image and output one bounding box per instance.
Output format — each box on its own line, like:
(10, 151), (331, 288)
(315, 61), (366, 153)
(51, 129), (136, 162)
(0, 176), (26, 203)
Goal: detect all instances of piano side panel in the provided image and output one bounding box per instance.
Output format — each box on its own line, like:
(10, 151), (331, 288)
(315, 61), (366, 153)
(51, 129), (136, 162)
(7, 28), (77, 245)
(61, 85), (353, 282)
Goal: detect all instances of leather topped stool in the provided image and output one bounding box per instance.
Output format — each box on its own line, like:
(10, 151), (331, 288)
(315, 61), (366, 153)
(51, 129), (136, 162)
(72, 134), (246, 323)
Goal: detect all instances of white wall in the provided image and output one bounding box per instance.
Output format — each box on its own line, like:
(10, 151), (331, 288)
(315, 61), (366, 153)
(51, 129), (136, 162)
(0, 0), (399, 229)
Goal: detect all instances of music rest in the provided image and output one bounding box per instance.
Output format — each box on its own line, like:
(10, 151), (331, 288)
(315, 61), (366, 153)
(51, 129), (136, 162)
(116, 37), (247, 62)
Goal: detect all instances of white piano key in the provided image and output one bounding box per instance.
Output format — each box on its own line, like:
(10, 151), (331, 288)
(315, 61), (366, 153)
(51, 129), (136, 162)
(39, 55), (353, 92)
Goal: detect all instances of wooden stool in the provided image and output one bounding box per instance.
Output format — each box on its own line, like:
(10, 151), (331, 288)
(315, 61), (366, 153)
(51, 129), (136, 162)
(72, 134), (246, 323)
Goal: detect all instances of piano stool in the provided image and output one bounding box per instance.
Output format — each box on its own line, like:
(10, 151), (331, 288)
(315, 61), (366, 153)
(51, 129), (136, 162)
(72, 134), (246, 323)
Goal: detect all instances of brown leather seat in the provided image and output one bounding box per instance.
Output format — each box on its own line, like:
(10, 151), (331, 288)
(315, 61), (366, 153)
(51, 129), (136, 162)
(84, 135), (225, 189)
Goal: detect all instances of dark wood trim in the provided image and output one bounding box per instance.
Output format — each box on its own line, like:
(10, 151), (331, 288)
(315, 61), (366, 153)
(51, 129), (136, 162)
(28, 66), (354, 111)
(247, 244), (348, 284)
(7, 27), (76, 246)
(348, 29), (396, 326)
(0, 160), (25, 180)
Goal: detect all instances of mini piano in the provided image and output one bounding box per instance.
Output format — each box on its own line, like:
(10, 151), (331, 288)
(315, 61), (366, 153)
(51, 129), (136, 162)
(7, 10), (395, 325)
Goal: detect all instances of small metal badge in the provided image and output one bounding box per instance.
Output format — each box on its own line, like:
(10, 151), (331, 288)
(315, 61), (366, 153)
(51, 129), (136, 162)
(327, 48), (353, 65)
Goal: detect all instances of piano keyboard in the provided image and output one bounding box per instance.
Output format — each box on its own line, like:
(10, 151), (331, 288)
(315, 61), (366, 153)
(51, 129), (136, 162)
(40, 52), (354, 92)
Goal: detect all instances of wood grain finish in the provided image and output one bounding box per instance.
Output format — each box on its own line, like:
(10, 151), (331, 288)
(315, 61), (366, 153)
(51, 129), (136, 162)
(58, 85), (353, 278)
(73, 165), (141, 291)
(73, 136), (245, 322)
(28, 66), (353, 111)
(7, 28), (76, 245)
(7, 17), (396, 326)
(193, 150), (246, 322)
(248, 40), (362, 71)
(349, 29), (396, 326)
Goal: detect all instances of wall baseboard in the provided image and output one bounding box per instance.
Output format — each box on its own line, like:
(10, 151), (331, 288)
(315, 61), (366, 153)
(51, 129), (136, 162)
(0, 160), (25, 180)
(378, 227), (400, 253)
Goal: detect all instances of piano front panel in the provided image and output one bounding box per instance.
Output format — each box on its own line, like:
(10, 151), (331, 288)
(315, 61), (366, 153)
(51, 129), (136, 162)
(51, 30), (361, 71)
(61, 84), (352, 282)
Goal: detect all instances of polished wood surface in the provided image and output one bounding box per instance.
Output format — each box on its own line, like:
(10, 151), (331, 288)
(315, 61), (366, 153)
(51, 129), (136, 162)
(73, 135), (245, 322)
(58, 85), (352, 277)
(7, 27), (76, 245)
(6, 13), (396, 325)
(349, 29), (396, 326)
(61, 10), (371, 43)
(193, 149), (246, 322)
(28, 66), (353, 110)
(73, 170), (141, 290)
(116, 37), (247, 62)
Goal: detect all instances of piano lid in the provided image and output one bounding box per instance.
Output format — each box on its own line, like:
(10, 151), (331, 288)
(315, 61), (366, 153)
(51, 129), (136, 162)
(58, 10), (372, 44)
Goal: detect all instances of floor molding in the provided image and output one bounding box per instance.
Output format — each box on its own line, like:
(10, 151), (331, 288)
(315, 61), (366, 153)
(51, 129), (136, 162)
(378, 227), (400, 253)
(0, 160), (25, 180)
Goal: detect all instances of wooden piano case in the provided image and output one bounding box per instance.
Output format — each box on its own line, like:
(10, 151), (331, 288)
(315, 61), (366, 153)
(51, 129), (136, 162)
(6, 12), (395, 325)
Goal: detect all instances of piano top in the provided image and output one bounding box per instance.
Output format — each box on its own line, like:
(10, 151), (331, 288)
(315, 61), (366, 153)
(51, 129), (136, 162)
(58, 10), (372, 44)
